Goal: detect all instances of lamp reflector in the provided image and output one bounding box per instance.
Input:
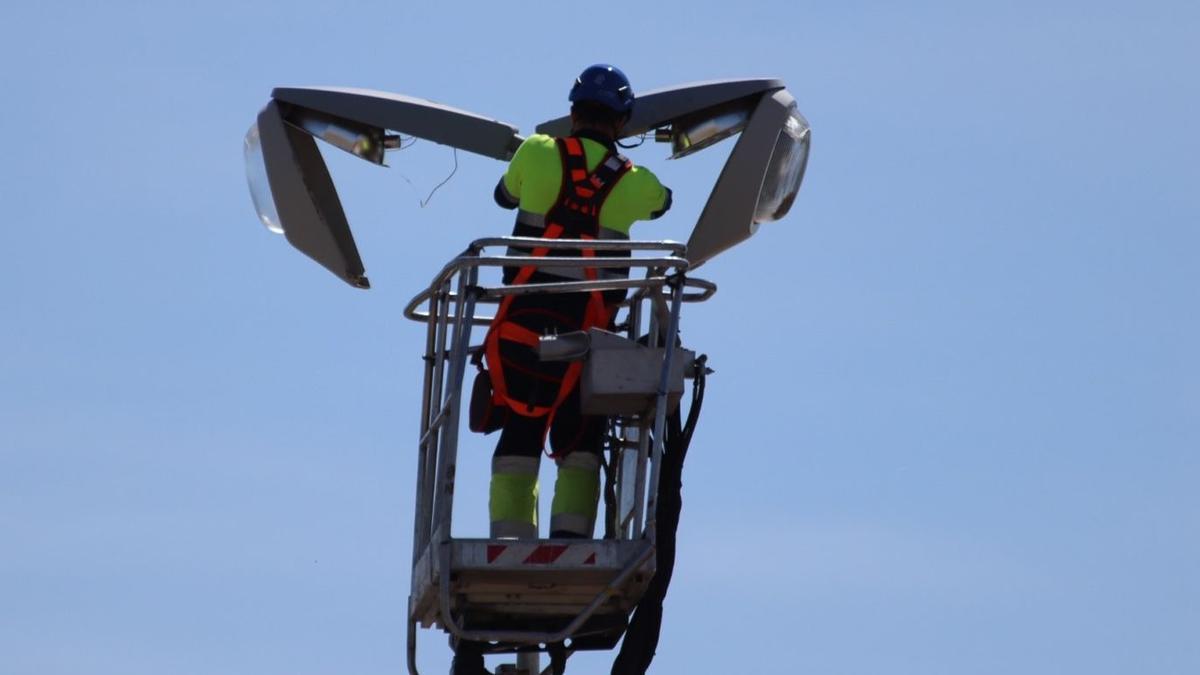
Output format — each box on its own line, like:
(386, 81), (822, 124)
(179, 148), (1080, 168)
(670, 107), (751, 159)
(290, 109), (386, 165)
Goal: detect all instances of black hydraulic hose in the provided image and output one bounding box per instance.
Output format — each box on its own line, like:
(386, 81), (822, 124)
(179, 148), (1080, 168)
(610, 357), (708, 675)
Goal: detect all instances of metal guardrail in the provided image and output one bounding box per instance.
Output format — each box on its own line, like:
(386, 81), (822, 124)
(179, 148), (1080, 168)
(403, 237), (715, 326)
(403, 237), (716, 675)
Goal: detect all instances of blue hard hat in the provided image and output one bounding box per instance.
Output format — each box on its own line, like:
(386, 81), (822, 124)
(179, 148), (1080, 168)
(568, 64), (634, 115)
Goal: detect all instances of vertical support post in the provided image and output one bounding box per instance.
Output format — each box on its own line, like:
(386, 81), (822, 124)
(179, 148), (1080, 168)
(432, 267), (478, 539)
(516, 651), (540, 675)
(617, 423), (639, 539)
(627, 281), (643, 343)
(630, 285), (660, 539)
(428, 278), (455, 540)
(630, 421), (650, 538)
(620, 279), (645, 541)
(429, 282), (452, 432)
(412, 284), (441, 563)
(645, 276), (684, 529)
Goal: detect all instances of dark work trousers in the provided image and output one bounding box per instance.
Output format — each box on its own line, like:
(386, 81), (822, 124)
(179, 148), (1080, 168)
(492, 289), (618, 462)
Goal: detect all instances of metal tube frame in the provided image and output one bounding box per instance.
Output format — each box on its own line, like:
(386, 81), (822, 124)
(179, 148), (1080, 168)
(404, 238), (713, 675)
(644, 276), (685, 531)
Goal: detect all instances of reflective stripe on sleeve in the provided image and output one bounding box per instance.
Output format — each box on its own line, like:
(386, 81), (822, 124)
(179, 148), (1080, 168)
(516, 210), (547, 229)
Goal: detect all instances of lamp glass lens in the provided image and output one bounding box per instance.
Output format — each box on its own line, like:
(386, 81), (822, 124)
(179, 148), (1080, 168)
(754, 106), (810, 223)
(243, 123), (284, 234)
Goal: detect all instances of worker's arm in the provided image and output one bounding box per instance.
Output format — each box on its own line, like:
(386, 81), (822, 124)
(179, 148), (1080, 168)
(493, 136), (529, 209)
(649, 186), (673, 220)
(494, 179), (518, 209)
(627, 166), (673, 221)
(493, 134), (557, 210)
(599, 164), (673, 234)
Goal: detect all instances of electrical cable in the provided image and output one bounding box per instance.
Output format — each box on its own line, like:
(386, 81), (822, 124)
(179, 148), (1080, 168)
(616, 132), (647, 149)
(610, 355), (708, 675)
(395, 145), (459, 208)
(420, 148), (458, 207)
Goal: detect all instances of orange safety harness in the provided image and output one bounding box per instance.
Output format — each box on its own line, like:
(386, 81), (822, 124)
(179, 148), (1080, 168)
(473, 136), (632, 446)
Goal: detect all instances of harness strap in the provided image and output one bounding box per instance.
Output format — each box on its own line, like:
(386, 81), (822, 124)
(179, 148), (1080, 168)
(483, 136), (632, 454)
(497, 321), (540, 346)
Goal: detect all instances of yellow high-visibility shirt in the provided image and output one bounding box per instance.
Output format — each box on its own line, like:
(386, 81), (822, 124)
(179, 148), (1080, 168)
(498, 133), (671, 235)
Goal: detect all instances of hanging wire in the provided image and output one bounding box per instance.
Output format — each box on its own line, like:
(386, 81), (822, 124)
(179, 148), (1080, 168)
(392, 144), (459, 208)
(384, 134), (418, 152)
(420, 147), (458, 208)
(616, 132), (647, 149)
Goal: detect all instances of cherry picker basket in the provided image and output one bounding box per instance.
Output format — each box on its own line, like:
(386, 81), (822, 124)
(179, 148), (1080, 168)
(402, 237), (714, 674)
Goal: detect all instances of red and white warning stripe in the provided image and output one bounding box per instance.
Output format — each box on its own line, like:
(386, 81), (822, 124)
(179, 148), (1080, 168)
(485, 543), (598, 566)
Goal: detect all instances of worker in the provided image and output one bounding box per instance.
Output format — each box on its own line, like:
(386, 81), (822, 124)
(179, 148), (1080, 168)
(483, 64), (673, 540)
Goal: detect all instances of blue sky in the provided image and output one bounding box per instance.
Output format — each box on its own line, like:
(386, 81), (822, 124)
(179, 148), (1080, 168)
(1, 1), (1197, 674)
